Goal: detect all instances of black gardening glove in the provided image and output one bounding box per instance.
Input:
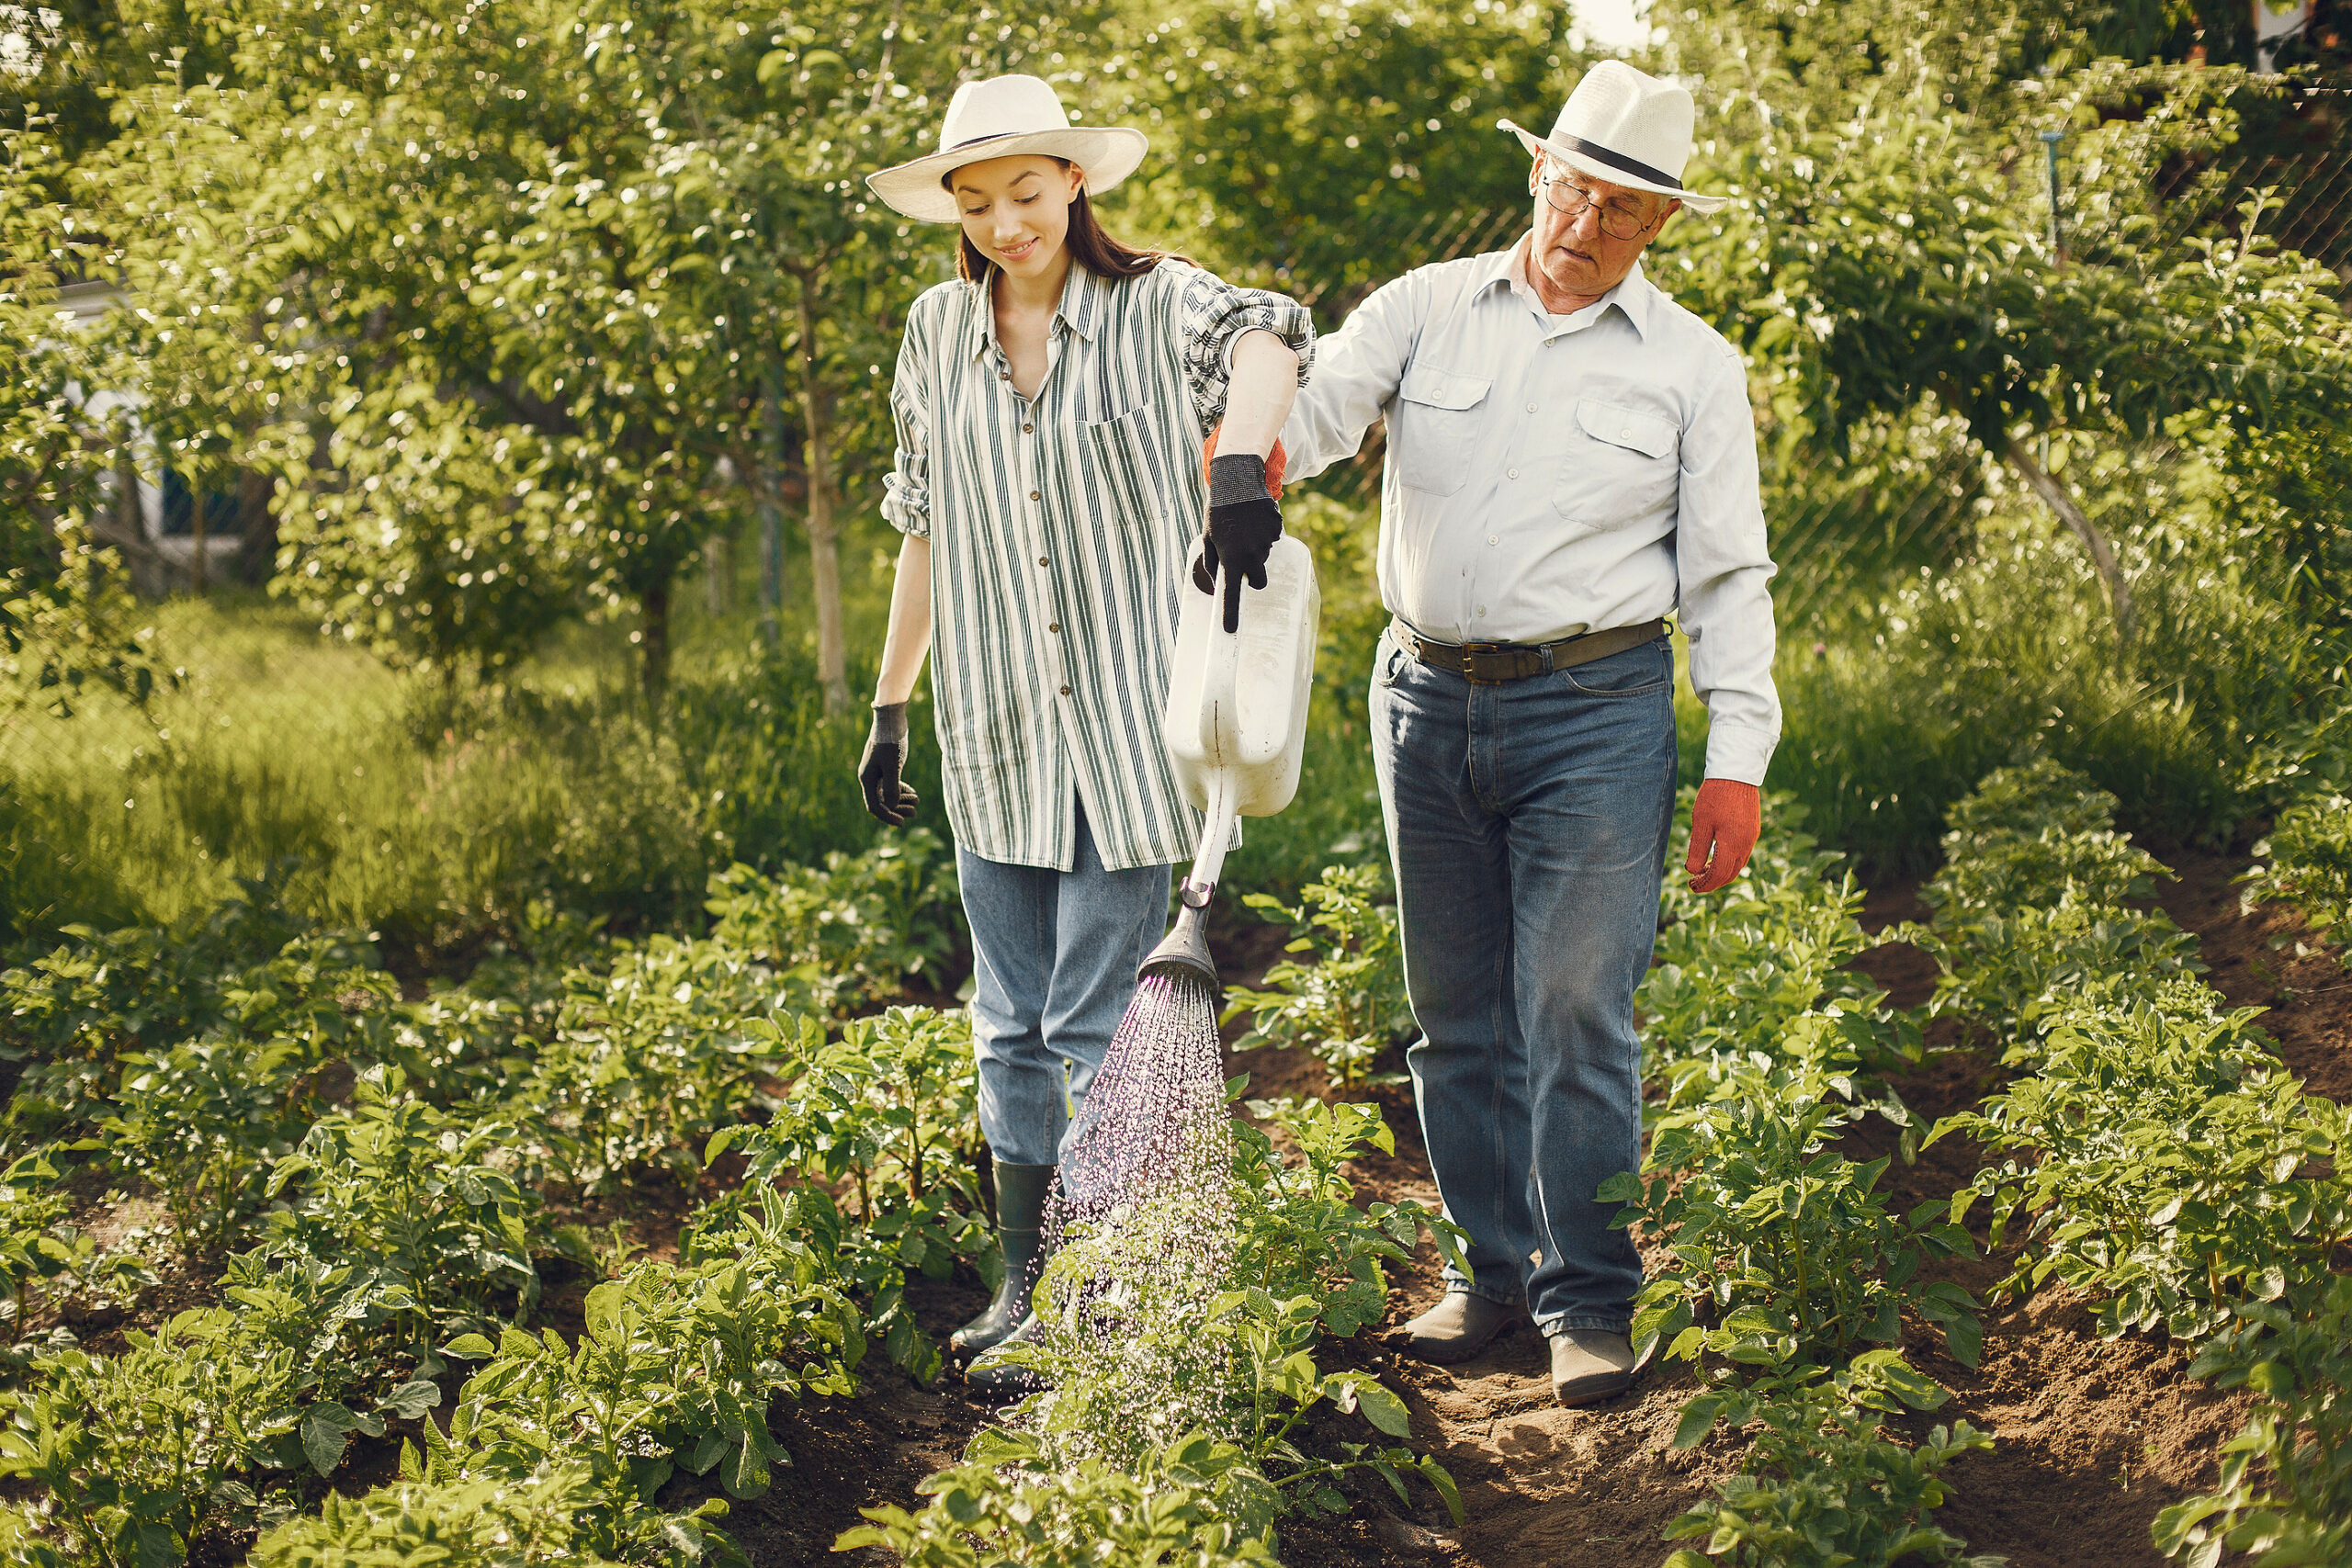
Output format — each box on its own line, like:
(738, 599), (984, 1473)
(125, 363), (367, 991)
(1193, 452), (1283, 634)
(858, 703), (920, 827)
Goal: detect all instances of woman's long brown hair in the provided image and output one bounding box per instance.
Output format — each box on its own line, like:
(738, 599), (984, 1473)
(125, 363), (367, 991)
(952, 162), (1184, 283)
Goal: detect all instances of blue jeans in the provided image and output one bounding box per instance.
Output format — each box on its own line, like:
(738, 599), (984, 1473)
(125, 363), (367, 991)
(1369, 627), (1677, 1337)
(956, 802), (1171, 1167)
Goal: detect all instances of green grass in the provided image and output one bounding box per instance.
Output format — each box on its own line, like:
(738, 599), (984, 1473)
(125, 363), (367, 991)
(4, 478), (2335, 957)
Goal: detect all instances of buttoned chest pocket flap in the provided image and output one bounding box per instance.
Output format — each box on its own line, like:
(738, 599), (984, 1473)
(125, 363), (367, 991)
(1393, 366), (1492, 498)
(1079, 402), (1170, 530)
(1554, 398), (1680, 525)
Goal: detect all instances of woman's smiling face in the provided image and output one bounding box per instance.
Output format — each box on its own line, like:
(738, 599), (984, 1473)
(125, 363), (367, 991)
(950, 154), (1086, 279)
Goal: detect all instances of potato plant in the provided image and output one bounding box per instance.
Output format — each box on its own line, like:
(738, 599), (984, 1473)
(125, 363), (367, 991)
(1224, 863), (1413, 1089)
(1607, 1058), (1981, 1372)
(1664, 1351), (1999, 1568)
(249, 1462), (621, 1568)
(2155, 1277), (2352, 1568)
(703, 827), (964, 1017)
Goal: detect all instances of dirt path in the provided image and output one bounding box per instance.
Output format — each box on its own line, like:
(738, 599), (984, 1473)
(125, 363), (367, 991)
(778, 850), (2350, 1567)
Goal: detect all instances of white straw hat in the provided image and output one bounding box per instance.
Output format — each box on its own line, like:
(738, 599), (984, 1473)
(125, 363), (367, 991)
(866, 74), (1149, 224)
(1498, 61), (1727, 215)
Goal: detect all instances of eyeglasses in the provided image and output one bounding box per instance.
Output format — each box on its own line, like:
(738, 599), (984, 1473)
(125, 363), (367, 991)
(1539, 167), (1657, 241)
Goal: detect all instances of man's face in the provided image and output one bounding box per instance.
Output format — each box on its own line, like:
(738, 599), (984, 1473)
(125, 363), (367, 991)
(1526, 155), (1678, 301)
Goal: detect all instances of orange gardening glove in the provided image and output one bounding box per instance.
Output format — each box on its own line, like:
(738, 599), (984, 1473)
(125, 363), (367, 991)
(1685, 778), (1762, 894)
(1200, 426), (1286, 497)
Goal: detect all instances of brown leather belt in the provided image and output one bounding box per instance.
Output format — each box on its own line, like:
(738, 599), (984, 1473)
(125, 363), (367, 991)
(1390, 616), (1668, 685)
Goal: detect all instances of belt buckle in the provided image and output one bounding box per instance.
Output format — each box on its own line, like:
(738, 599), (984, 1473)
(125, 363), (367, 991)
(1458, 641), (1508, 684)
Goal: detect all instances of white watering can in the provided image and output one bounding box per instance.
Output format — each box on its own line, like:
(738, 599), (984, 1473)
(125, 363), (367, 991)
(1139, 534), (1320, 988)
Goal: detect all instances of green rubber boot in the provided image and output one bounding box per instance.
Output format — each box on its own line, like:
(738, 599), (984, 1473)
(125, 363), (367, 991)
(951, 1160), (1055, 1360)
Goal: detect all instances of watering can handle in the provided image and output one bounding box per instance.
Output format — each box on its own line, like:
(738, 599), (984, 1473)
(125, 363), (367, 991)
(1180, 620), (1244, 903)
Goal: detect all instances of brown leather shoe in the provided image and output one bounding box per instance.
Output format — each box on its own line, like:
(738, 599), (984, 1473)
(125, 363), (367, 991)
(1395, 1292), (1522, 1365)
(1549, 1329), (1635, 1406)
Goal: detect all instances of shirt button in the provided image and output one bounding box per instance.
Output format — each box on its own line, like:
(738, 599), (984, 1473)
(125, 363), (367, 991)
(1037, 557), (1048, 568)
(1487, 534), (1498, 545)
(1507, 467), (1519, 479)
(1526, 402), (1538, 412)
(1059, 684), (1072, 696)
(1023, 423), (1034, 434)
(1476, 606), (1487, 617)
(1048, 622), (1060, 633)
(1029, 490), (1041, 501)
(1622, 428), (1634, 440)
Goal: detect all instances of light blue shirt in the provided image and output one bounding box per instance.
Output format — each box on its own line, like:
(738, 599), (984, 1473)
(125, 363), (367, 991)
(1281, 238), (1781, 784)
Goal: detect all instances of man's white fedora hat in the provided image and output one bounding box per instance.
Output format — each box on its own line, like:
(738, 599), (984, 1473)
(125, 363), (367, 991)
(866, 74), (1148, 224)
(1498, 61), (1727, 215)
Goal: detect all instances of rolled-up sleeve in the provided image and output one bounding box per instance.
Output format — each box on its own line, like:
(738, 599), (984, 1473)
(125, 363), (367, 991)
(880, 307), (932, 538)
(1169, 263), (1314, 437)
(1677, 341), (1781, 784)
(1278, 269), (1424, 483)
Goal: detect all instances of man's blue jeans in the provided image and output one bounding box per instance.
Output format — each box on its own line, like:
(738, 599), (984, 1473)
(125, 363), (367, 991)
(1368, 626), (1677, 1337)
(956, 802), (1170, 1167)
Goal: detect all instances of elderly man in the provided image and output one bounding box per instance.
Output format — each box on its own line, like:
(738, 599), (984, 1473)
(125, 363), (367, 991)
(1278, 60), (1779, 1407)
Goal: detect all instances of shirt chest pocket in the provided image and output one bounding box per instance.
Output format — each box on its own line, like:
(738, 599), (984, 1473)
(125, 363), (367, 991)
(1392, 366), (1492, 498)
(1079, 402), (1171, 530)
(1552, 397), (1680, 525)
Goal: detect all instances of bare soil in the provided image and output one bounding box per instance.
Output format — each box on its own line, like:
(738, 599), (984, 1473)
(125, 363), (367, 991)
(779, 849), (2351, 1568)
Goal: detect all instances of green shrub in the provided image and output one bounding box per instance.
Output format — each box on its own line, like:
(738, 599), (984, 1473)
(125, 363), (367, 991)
(1937, 999), (2352, 1342)
(1608, 1060), (1981, 1372)
(411, 1188), (864, 1562)
(1224, 863), (1410, 1089)
(524, 935), (797, 1193)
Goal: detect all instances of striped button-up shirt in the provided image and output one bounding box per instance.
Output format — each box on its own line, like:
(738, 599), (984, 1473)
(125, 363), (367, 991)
(883, 260), (1314, 872)
(1282, 240), (1781, 784)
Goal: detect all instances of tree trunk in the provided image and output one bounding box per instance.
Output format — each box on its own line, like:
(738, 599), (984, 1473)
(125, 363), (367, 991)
(758, 384), (791, 649)
(189, 477), (207, 596)
(795, 277), (849, 713)
(640, 571), (672, 703)
(236, 468), (277, 586)
(2004, 437), (2133, 647)
(703, 532), (729, 618)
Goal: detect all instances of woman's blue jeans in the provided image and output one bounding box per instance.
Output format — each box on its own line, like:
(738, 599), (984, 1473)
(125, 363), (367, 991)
(1369, 627), (1677, 1337)
(956, 802), (1170, 1167)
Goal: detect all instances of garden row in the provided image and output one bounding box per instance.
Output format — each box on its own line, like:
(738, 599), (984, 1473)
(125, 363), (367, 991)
(1904, 762), (2350, 1566)
(0, 821), (1483, 1565)
(0, 832), (991, 1563)
(1576, 760), (2348, 1568)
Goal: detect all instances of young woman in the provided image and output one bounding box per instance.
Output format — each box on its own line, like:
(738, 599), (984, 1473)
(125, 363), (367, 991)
(860, 74), (1312, 1384)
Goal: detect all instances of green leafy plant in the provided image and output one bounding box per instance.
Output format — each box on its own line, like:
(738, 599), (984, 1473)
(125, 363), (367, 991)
(250, 1461), (622, 1568)
(1229, 1095), (1468, 1339)
(704, 828), (964, 1016)
(411, 1188), (864, 1562)
(2154, 1277), (2352, 1568)
(96, 1037), (341, 1259)
(1607, 1061), (1981, 1373)
(839, 1431), (1282, 1567)
(1665, 1351), (2000, 1568)
(1939, 999), (2352, 1342)
(0, 1308), (305, 1567)
(239, 1066), (538, 1416)
(703, 1006), (989, 1380)
(1224, 863), (1412, 1089)
(525, 935), (797, 1193)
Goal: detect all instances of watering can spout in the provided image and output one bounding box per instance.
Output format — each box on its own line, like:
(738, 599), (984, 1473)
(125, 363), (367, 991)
(1138, 887), (1217, 989)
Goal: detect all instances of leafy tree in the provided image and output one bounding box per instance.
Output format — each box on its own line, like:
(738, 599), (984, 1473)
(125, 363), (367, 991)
(1651, 33), (2352, 650)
